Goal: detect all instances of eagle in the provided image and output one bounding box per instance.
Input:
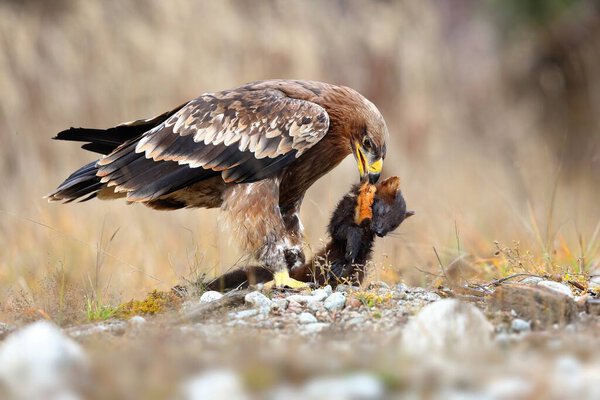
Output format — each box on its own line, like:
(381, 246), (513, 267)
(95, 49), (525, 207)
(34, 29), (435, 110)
(48, 80), (389, 288)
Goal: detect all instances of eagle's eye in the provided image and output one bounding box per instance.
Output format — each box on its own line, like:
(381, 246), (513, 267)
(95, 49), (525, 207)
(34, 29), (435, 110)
(362, 137), (374, 152)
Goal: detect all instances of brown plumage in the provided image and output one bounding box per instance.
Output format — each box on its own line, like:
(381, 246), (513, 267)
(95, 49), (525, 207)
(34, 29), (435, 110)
(48, 80), (389, 286)
(206, 176), (414, 290)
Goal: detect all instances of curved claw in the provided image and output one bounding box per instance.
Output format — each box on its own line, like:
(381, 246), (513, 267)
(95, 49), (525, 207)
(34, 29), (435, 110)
(265, 270), (310, 290)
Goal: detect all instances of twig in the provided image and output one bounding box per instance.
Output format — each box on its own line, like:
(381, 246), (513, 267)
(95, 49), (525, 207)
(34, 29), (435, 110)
(413, 265), (444, 278)
(168, 289), (248, 324)
(433, 246), (449, 281)
(567, 280), (586, 292)
(484, 273), (543, 288)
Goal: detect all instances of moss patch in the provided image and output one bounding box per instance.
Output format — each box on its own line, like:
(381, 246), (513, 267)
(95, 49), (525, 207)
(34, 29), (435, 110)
(116, 290), (182, 319)
(353, 291), (393, 308)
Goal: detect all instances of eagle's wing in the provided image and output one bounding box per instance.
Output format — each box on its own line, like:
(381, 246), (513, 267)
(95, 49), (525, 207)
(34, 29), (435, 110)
(96, 88), (330, 201)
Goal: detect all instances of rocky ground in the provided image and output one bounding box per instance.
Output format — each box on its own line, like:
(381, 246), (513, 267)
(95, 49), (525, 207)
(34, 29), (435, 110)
(1, 278), (600, 399)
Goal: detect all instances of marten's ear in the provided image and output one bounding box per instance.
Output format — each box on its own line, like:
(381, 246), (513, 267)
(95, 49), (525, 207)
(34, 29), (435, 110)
(375, 176), (400, 204)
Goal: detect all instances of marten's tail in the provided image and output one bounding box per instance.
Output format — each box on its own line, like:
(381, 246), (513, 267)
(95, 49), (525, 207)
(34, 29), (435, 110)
(206, 267), (274, 291)
(47, 103), (187, 203)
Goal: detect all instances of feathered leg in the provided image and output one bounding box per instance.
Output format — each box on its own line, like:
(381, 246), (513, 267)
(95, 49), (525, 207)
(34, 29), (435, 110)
(221, 178), (308, 288)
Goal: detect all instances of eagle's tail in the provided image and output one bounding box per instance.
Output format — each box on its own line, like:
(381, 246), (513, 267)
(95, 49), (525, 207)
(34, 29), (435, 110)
(47, 123), (141, 203)
(47, 104), (188, 203)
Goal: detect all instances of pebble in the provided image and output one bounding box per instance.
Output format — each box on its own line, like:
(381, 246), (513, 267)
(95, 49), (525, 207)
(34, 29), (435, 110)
(0, 322), (15, 339)
(311, 288), (329, 302)
(128, 315), (147, 327)
(300, 322), (330, 334)
(244, 291), (273, 311)
(287, 300), (304, 313)
(302, 373), (384, 399)
(485, 377), (534, 399)
(511, 318), (531, 333)
(179, 369), (249, 400)
(324, 292), (346, 311)
(368, 281), (390, 290)
(420, 292), (441, 302)
(230, 309), (259, 319)
(402, 299), (493, 356)
(298, 312), (318, 324)
(537, 280), (574, 298)
(347, 317), (365, 326)
(323, 285), (333, 296)
(346, 297), (362, 309)
(286, 294), (317, 304)
(0, 321), (89, 400)
(67, 321), (127, 338)
(520, 276), (544, 285)
(200, 291), (224, 303)
(272, 298), (289, 311)
(307, 301), (325, 313)
(335, 284), (358, 293)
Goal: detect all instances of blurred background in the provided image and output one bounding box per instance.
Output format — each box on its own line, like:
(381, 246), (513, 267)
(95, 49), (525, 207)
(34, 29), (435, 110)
(1, 0), (599, 323)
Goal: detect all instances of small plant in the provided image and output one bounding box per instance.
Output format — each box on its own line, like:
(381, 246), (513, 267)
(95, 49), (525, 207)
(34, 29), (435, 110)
(353, 291), (393, 308)
(85, 297), (117, 321)
(116, 290), (182, 319)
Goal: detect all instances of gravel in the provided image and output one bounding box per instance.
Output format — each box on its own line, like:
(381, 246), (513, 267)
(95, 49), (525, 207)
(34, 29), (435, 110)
(244, 291), (273, 311)
(298, 312), (318, 324)
(324, 292), (346, 311)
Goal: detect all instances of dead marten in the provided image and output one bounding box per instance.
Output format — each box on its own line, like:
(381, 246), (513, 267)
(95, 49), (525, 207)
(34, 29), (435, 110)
(206, 176), (413, 290)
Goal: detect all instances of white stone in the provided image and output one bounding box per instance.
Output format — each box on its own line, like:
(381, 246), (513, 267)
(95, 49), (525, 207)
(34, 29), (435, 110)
(0, 321), (89, 400)
(520, 276), (544, 285)
(485, 377), (534, 399)
(300, 322), (330, 334)
(128, 315), (147, 327)
(510, 318), (531, 333)
(420, 291), (441, 302)
(302, 373), (384, 399)
(286, 294), (317, 304)
(311, 288), (329, 302)
(244, 291), (273, 310)
(324, 292), (346, 311)
(200, 291), (224, 303)
(298, 312), (318, 324)
(180, 369), (249, 400)
(401, 299), (493, 356)
(229, 309), (259, 319)
(537, 280), (574, 298)
(323, 285), (333, 296)
(272, 298), (289, 310)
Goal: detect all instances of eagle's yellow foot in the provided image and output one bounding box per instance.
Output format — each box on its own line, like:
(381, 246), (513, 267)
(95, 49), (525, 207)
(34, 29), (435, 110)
(264, 270), (310, 290)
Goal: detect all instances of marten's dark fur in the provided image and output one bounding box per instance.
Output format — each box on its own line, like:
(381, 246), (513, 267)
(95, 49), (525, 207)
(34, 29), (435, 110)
(206, 176), (413, 290)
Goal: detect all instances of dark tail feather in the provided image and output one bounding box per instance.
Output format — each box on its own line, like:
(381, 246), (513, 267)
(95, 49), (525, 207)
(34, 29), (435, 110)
(53, 102), (187, 155)
(46, 161), (104, 203)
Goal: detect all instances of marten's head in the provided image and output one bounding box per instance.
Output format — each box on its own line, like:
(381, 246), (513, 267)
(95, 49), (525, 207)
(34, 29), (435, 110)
(372, 176), (414, 237)
(355, 176), (414, 238)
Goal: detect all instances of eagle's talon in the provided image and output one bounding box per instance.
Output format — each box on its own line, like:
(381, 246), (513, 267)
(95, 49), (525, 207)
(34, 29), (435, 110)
(266, 270), (310, 289)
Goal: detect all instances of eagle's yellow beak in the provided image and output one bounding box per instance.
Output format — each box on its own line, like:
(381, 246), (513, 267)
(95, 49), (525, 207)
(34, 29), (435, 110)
(355, 142), (383, 184)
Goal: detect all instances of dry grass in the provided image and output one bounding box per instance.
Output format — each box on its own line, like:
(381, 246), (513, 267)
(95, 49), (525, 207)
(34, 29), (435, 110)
(0, 0), (599, 325)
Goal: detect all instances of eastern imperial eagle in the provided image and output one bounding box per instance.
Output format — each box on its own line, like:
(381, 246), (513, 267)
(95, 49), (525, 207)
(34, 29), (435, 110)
(48, 80), (388, 288)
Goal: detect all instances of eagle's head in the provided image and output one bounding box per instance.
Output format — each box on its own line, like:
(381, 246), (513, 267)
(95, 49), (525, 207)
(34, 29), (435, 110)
(350, 97), (388, 184)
